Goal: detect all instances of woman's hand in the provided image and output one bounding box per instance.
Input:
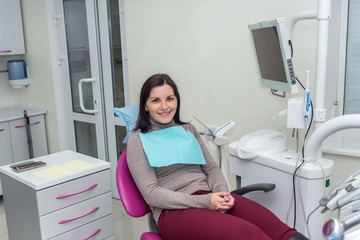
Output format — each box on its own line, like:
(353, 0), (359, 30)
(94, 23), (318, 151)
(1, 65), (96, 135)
(211, 192), (235, 213)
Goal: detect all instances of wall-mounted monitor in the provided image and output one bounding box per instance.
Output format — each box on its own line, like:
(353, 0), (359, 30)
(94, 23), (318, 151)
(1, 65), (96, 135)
(249, 18), (298, 95)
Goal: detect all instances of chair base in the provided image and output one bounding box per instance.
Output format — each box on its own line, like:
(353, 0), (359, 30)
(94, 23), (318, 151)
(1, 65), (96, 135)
(140, 232), (163, 240)
(288, 233), (310, 240)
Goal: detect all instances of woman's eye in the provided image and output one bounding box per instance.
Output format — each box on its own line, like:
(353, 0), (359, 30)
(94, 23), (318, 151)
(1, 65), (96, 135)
(167, 97), (175, 101)
(151, 98), (160, 103)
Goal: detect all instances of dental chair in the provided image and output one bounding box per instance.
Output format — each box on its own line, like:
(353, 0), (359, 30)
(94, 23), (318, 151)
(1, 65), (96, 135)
(116, 146), (276, 240)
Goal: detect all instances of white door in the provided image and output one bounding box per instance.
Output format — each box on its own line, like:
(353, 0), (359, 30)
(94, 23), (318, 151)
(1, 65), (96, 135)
(47, 0), (128, 197)
(56, 0), (107, 160)
(98, 0), (129, 197)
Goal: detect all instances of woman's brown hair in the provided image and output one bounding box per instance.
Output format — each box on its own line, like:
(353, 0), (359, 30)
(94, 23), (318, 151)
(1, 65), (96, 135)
(135, 74), (186, 133)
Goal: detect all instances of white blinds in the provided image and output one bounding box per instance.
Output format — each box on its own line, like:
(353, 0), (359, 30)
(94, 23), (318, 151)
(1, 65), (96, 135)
(344, 0), (360, 114)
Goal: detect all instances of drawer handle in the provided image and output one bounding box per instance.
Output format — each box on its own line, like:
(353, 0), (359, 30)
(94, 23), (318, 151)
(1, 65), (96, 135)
(56, 184), (98, 199)
(0, 50), (12, 53)
(0, 129), (4, 132)
(84, 229), (101, 240)
(15, 121), (41, 128)
(58, 207), (100, 224)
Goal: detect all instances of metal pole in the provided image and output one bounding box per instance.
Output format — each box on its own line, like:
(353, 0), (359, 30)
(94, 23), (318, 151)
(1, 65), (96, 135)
(24, 110), (34, 159)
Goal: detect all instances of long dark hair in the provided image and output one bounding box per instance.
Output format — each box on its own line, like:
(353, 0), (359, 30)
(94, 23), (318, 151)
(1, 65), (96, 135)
(136, 74), (186, 133)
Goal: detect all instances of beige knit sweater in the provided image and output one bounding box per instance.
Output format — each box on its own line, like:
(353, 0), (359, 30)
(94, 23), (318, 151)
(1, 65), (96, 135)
(127, 119), (228, 224)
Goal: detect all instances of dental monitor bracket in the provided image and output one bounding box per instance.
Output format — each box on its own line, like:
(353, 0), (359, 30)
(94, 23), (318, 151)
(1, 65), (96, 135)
(287, 0), (331, 133)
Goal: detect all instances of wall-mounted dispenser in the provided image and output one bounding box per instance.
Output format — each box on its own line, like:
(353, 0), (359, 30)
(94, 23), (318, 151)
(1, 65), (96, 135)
(7, 60), (29, 88)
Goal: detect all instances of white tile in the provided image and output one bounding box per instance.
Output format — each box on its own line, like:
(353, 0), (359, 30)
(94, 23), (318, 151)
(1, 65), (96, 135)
(112, 198), (127, 221)
(113, 213), (149, 240)
(0, 234), (8, 240)
(112, 198), (150, 240)
(0, 197), (8, 239)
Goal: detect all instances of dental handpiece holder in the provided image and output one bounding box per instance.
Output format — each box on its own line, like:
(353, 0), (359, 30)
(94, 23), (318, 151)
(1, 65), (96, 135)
(7, 60), (29, 88)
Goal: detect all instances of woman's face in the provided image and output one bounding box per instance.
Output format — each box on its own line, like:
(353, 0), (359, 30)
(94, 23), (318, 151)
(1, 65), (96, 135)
(145, 84), (178, 124)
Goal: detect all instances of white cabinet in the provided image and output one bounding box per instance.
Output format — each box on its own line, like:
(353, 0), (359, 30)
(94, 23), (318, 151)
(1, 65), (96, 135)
(0, 106), (48, 195)
(0, 122), (13, 195)
(0, 122), (13, 166)
(0, 106), (48, 163)
(0, 0), (25, 55)
(8, 114), (48, 162)
(0, 150), (114, 240)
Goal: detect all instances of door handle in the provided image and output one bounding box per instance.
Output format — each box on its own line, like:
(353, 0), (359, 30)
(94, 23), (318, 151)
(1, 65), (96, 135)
(78, 78), (99, 114)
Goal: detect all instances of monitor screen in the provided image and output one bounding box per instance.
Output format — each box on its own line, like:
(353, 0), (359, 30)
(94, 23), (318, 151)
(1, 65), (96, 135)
(249, 19), (298, 94)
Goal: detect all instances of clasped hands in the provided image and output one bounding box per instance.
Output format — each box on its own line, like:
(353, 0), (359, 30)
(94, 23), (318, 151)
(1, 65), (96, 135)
(211, 192), (235, 213)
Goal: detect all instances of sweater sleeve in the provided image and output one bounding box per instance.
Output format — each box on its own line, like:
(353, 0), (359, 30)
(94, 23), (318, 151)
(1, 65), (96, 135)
(127, 132), (211, 210)
(187, 123), (229, 193)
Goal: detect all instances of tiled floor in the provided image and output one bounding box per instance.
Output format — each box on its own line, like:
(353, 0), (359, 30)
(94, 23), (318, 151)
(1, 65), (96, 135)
(0, 196), (150, 240)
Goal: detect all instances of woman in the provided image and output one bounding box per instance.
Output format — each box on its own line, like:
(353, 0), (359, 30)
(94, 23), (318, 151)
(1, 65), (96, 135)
(127, 73), (309, 240)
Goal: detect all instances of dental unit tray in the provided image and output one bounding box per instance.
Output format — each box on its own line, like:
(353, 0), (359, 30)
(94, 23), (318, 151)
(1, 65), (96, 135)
(10, 160), (46, 173)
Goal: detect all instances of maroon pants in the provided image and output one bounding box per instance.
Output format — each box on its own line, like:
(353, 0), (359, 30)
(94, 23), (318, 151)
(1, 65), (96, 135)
(157, 191), (297, 240)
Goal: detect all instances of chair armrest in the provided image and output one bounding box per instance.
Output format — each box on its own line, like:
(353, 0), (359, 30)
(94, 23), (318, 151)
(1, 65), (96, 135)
(231, 183), (276, 196)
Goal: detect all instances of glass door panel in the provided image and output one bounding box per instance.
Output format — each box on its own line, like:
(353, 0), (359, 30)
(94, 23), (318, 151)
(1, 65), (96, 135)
(109, 0), (125, 109)
(74, 121), (98, 158)
(115, 126), (126, 158)
(63, 0), (94, 113)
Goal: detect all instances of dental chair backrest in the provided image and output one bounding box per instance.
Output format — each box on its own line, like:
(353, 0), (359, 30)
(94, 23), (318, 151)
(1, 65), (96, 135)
(116, 146), (163, 240)
(116, 146), (276, 240)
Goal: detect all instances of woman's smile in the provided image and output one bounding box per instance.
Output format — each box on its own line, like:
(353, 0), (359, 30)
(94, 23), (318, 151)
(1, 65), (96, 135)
(159, 111), (171, 117)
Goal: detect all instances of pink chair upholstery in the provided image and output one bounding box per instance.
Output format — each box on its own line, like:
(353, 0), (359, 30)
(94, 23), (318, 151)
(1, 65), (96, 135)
(116, 146), (163, 240)
(116, 146), (276, 240)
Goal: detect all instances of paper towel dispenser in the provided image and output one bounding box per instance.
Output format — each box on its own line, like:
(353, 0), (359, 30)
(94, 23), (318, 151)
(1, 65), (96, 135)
(7, 59), (29, 88)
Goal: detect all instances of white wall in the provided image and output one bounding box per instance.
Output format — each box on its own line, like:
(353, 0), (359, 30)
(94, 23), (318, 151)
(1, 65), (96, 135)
(122, 0), (360, 186)
(0, 0), (59, 154)
(0, 57), (17, 107)
(123, 0), (317, 136)
(122, 0), (316, 186)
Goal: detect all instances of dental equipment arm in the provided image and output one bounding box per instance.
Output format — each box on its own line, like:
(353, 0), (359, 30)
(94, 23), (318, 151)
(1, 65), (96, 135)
(337, 187), (360, 209)
(324, 178), (360, 212)
(286, 11), (317, 41)
(194, 117), (235, 146)
(303, 114), (360, 212)
(323, 212), (360, 239)
(304, 114), (360, 160)
(319, 170), (360, 207)
(214, 121), (235, 137)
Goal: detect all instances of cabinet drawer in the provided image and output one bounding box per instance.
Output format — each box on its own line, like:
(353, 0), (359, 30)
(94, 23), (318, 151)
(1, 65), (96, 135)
(37, 170), (111, 216)
(49, 214), (114, 240)
(40, 192), (113, 239)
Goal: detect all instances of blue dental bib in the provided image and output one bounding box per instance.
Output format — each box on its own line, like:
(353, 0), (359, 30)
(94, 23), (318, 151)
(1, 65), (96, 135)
(139, 126), (206, 167)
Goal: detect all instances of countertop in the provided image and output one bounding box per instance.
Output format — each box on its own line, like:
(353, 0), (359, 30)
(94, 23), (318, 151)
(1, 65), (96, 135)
(0, 150), (110, 190)
(0, 105), (47, 122)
